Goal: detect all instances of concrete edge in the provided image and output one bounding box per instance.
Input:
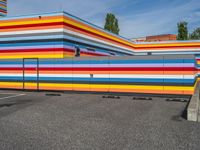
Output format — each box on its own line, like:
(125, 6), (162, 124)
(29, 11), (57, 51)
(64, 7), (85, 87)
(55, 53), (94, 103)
(187, 83), (200, 122)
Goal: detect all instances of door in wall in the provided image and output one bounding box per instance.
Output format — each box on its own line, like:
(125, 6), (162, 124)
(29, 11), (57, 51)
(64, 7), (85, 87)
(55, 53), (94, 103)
(23, 58), (39, 90)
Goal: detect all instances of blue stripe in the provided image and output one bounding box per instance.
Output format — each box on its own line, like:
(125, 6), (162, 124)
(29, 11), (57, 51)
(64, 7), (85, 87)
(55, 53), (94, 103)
(0, 77), (23, 80)
(39, 59), (194, 65)
(0, 61), (22, 64)
(0, 41), (63, 47)
(0, 1), (6, 5)
(0, 35), (64, 42)
(34, 77), (195, 84)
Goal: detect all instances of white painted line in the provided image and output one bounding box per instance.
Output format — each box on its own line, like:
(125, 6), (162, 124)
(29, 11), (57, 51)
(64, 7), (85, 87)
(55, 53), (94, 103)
(0, 94), (25, 100)
(0, 93), (25, 95)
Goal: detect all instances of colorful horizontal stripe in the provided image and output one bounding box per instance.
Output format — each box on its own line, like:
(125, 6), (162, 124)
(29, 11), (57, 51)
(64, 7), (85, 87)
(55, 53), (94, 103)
(0, 12), (200, 59)
(0, 55), (197, 95)
(0, 0), (6, 17)
(0, 11), (199, 96)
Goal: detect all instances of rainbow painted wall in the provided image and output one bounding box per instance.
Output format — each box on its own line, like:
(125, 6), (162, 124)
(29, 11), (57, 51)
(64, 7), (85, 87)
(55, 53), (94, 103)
(0, 12), (199, 95)
(0, 12), (200, 59)
(0, 55), (197, 95)
(0, 0), (6, 17)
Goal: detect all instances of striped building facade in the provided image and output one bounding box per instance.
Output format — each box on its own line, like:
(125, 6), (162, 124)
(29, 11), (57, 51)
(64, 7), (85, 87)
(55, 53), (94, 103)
(0, 55), (197, 95)
(0, 0), (6, 17)
(0, 12), (199, 95)
(0, 12), (200, 59)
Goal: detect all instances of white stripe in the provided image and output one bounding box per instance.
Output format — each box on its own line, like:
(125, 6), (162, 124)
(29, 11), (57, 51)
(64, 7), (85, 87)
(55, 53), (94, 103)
(37, 74), (195, 79)
(135, 48), (200, 53)
(73, 74), (90, 78)
(0, 28), (134, 55)
(0, 45), (64, 50)
(39, 74), (73, 77)
(0, 73), (195, 79)
(63, 29), (134, 53)
(94, 74), (195, 79)
(0, 29), (63, 36)
(0, 74), (22, 77)
(0, 28), (132, 53)
(0, 94), (25, 100)
(39, 74), (90, 78)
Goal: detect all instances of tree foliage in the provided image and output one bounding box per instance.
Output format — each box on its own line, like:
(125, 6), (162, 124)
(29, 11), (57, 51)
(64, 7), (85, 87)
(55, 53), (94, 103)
(177, 21), (188, 40)
(190, 27), (200, 40)
(104, 13), (120, 35)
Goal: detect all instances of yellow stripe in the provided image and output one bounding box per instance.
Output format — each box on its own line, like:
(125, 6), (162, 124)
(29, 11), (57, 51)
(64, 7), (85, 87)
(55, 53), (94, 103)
(135, 42), (200, 48)
(0, 82), (22, 86)
(39, 83), (194, 91)
(24, 82), (37, 86)
(64, 17), (200, 48)
(164, 86), (194, 91)
(0, 54), (64, 59)
(39, 83), (73, 88)
(0, 5), (6, 9)
(63, 18), (135, 48)
(0, 15), (199, 50)
(0, 82), (195, 95)
(0, 18), (63, 26)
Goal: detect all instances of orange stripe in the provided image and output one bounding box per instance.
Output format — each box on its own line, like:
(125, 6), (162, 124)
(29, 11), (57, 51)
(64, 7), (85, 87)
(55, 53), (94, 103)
(0, 25), (63, 32)
(0, 51), (63, 56)
(109, 89), (163, 94)
(0, 15), (63, 24)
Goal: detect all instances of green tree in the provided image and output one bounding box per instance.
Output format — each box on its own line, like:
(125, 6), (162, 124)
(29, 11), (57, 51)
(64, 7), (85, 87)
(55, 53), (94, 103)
(104, 13), (120, 35)
(177, 21), (188, 40)
(189, 27), (200, 40)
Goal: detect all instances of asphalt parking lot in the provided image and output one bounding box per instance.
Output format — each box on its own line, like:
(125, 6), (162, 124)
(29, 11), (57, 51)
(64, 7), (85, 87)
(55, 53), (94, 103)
(0, 90), (199, 150)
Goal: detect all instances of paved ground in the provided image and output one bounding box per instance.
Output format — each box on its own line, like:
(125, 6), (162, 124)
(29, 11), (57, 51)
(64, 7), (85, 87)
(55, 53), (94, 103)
(0, 90), (199, 150)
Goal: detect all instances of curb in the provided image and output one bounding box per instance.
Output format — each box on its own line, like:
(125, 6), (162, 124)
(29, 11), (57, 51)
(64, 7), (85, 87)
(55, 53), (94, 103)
(187, 83), (199, 122)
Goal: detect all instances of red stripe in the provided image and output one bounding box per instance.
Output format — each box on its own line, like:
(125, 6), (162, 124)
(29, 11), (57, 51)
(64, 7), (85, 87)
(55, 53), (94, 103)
(64, 48), (74, 53)
(80, 51), (108, 56)
(0, 67), (195, 71)
(1, 19), (199, 51)
(135, 45), (200, 49)
(0, 47), (107, 56)
(63, 48), (108, 56)
(63, 22), (135, 50)
(0, 48), (64, 53)
(0, 9), (6, 13)
(0, 21), (134, 51)
(38, 67), (195, 71)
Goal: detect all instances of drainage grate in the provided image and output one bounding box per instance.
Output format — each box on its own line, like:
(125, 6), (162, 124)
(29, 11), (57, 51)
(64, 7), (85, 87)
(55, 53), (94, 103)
(0, 103), (14, 108)
(166, 98), (188, 102)
(45, 93), (61, 96)
(132, 97), (152, 101)
(102, 95), (120, 99)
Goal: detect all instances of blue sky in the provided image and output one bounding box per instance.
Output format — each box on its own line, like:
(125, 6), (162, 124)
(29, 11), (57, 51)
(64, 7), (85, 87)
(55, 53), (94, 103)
(7, 0), (200, 38)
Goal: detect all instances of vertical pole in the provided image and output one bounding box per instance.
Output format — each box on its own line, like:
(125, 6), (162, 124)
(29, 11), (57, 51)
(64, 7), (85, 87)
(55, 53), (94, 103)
(37, 58), (39, 91)
(22, 58), (25, 90)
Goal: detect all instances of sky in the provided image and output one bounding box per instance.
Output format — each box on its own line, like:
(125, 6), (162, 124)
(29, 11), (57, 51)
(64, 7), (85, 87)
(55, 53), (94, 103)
(7, 0), (200, 39)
